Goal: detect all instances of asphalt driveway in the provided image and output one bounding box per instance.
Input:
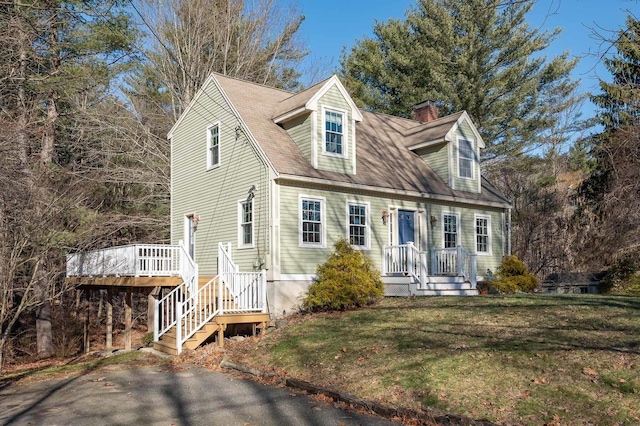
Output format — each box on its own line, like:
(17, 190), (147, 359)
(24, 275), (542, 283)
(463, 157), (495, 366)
(0, 363), (397, 425)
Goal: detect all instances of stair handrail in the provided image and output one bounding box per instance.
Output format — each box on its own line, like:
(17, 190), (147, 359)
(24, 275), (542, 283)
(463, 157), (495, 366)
(457, 245), (477, 287)
(176, 276), (222, 354)
(153, 281), (191, 341)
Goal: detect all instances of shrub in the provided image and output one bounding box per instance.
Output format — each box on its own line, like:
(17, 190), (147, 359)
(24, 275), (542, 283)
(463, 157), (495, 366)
(599, 255), (640, 295)
(489, 255), (539, 294)
(303, 238), (384, 312)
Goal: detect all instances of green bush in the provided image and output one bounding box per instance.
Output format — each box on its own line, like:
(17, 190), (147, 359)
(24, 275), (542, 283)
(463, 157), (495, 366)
(489, 255), (539, 294)
(599, 255), (640, 295)
(303, 238), (384, 312)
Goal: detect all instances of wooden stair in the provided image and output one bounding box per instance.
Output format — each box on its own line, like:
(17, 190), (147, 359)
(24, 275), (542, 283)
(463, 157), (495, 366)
(153, 276), (270, 355)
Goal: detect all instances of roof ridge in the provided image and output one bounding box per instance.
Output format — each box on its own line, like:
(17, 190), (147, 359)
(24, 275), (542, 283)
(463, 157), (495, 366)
(211, 72), (294, 95)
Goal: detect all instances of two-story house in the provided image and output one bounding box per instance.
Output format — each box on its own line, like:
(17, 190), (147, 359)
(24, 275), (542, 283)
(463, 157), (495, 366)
(66, 73), (511, 354)
(168, 73), (511, 313)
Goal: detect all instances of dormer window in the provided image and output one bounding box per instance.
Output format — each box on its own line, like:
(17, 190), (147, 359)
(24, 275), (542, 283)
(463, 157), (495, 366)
(458, 138), (474, 179)
(323, 107), (347, 157)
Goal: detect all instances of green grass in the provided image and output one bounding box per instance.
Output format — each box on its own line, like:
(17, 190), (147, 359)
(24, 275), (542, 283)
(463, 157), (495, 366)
(237, 295), (640, 425)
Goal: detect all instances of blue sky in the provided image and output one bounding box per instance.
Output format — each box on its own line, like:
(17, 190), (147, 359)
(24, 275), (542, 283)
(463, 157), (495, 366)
(296, 0), (637, 119)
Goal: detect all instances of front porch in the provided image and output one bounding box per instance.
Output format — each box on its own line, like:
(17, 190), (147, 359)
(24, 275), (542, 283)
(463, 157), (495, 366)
(66, 243), (269, 355)
(382, 243), (478, 296)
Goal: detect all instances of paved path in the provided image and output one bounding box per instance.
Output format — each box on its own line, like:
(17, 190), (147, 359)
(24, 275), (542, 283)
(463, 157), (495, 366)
(0, 364), (397, 425)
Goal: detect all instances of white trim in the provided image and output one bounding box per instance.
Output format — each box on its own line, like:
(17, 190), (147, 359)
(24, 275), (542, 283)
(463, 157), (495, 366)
(183, 213), (197, 259)
(321, 106), (348, 158)
(346, 200), (371, 250)
(307, 75), (363, 122)
(351, 120), (357, 174)
(237, 198), (255, 249)
(311, 109), (318, 168)
(445, 111), (485, 149)
(442, 211), (461, 248)
(474, 214), (492, 256)
(272, 106), (308, 124)
(298, 194), (326, 248)
(448, 142), (455, 188)
(279, 274), (316, 281)
(276, 175), (511, 209)
(206, 122), (221, 170)
(457, 137), (475, 180)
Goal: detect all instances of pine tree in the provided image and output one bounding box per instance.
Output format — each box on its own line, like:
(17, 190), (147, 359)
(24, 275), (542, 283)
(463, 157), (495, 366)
(591, 15), (640, 129)
(340, 0), (579, 160)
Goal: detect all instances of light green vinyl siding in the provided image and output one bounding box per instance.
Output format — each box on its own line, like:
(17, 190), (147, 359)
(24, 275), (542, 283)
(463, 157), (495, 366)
(315, 85), (354, 174)
(277, 183), (504, 277)
(416, 144), (450, 184)
(452, 119), (480, 193)
(171, 80), (270, 275)
(282, 113), (312, 163)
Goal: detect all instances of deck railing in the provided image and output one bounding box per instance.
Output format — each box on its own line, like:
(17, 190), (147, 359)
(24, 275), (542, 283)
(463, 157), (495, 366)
(430, 246), (477, 286)
(66, 244), (182, 277)
(383, 244), (477, 288)
(382, 242), (420, 280)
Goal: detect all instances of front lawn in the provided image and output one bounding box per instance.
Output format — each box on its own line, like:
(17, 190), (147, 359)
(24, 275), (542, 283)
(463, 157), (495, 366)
(229, 295), (640, 425)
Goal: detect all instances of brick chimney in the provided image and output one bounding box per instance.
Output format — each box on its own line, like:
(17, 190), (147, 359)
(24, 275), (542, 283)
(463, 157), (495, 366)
(412, 101), (438, 123)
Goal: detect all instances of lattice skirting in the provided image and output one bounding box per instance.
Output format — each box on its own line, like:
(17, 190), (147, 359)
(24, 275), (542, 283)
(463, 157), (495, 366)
(384, 283), (411, 297)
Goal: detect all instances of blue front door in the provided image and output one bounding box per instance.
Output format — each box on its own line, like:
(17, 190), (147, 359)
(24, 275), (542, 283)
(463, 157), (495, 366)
(398, 210), (415, 245)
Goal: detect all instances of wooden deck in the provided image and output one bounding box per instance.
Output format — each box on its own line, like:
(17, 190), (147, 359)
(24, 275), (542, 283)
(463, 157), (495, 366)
(66, 276), (183, 288)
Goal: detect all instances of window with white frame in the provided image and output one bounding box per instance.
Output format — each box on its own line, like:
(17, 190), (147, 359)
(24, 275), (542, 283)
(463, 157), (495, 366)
(458, 138), (474, 179)
(206, 123), (220, 169)
(475, 215), (491, 254)
(443, 213), (459, 248)
(300, 197), (324, 247)
(324, 109), (344, 155)
(238, 199), (253, 248)
(347, 202), (368, 248)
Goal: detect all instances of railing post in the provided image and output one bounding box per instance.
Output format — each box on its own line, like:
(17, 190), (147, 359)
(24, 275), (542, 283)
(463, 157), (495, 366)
(419, 251), (427, 288)
(457, 246), (463, 276)
(431, 247), (436, 275)
(261, 270), (267, 312)
(382, 245), (387, 275)
(154, 298), (160, 341)
(407, 242), (414, 276)
(218, 277), (224, 315)
(471, 254), (478, 288)
(176, 300), (182, 355)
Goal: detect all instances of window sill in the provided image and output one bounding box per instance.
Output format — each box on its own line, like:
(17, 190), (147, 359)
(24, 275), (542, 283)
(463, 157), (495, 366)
(206, 164), (221, 171)
(299, 243), (326, 249)
(322, 151), (348, 159)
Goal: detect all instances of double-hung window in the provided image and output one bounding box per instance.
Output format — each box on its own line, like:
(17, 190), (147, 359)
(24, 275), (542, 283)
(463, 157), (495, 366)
(443, 213), (459, 248)
(324, 109), (344, 155)
(347, 202), (369, 249)
(300, 196), (324, 247)
(475, 215), (491, 255)
(238, 199), (253, 248)
(458, 138), (474, 179)
(207, 123), (220, 169)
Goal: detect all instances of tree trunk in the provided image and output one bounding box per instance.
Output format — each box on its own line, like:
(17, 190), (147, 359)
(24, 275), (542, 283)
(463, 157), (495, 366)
(36, 300), (54, 358)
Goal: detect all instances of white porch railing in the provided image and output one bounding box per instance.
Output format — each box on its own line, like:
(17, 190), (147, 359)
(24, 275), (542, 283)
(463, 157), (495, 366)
(430, 246), (477, 286)
(66, 244), (183, 277)
(383, 244), (477, 288)
(382, 242), (420, 280)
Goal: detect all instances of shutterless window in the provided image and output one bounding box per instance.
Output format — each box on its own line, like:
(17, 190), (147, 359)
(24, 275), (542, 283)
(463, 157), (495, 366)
(207, 124), (220, 169)
(458, 139), (474, 179)
(301, 199), (322, 244)
(325, 110), (344, 154)
(239, 200), (253, 247)
(475, 216), (490, 254)
(443, 214), (458, 248)
(348, 204), (367, 247)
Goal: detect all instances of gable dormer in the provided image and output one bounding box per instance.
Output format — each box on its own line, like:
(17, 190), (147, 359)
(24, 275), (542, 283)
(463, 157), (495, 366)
(406, 105), (485, 194)
(273, 75), (363, 175)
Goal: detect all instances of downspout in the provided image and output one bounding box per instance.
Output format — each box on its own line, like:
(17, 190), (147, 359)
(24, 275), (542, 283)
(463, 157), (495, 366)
(507, 207), (512, 256)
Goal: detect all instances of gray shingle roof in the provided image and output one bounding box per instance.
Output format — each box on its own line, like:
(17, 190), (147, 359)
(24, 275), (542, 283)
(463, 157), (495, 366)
(213, 73), (509, 207)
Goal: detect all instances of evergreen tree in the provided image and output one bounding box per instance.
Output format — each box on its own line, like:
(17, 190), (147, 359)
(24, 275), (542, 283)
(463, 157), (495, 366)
(340, 0), (579, 160)
(591, 15), (640, 129)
